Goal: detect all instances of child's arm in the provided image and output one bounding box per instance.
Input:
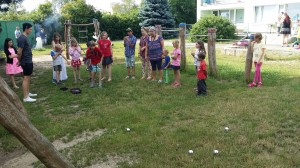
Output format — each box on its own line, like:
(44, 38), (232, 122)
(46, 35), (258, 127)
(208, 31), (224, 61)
(61, 54), (70, 65)
(51, 52), (60, 60)
(204, 70), (207, 77)
(165, 61), (171, 69)
(172, 53), (179, 60)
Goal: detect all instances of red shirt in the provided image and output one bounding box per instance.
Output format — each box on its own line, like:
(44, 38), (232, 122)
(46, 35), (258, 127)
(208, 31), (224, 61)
(198, 60), (207, 80)
(86, 47), (102, 65)
(98, 39), (112, 57)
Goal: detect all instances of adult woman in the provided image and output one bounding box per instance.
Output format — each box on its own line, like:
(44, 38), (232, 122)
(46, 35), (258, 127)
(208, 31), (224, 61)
(145, 27), (164, 83)
(98, 31), (113, 82)
(281, 13), (292, 47)
(139, 27), (152, 80)
(52, 33), (68, 81)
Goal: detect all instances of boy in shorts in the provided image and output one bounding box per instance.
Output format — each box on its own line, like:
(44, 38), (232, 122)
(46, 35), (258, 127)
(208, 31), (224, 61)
(86, 41), (103, 88)
(50, 44), (69, 85)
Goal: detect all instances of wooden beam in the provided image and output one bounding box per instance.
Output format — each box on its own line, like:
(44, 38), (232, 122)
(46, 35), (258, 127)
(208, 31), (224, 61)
(207, 28), (218, 77)
(179, 23), (186, 71)
(0, 77), (74, 168)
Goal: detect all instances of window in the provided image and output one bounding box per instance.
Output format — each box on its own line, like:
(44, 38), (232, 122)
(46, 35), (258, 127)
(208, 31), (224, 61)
(255, 5), (276, 23)
(214, 9), (244, 24)
(236, 9), (244, 23)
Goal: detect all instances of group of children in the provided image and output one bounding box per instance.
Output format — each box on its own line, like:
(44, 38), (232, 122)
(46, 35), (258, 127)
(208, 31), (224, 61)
(3, 29), (266, 97)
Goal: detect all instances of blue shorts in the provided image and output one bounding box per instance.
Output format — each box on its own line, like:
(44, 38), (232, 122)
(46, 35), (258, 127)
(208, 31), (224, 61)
(89, 65), (101, 72)
(125, 56), (135, 67)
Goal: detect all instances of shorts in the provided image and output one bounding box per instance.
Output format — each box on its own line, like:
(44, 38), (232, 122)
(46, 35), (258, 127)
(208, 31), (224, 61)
(281, 28), (291, 34)
(71, 59), (81, 67)
(125, 56), (135, 67)
(21, 63), (33, 76)
(150, 59), (162, 71)
(171, 65), (180, 70)
(89, 64), (101, 72)
(53, 65), (62, 71)
(102, 56), (113, 65)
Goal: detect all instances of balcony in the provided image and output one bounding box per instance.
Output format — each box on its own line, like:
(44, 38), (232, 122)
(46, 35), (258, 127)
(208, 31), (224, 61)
(202, 0), (245, 6)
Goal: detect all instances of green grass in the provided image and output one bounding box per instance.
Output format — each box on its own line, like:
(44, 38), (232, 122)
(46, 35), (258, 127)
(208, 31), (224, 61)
(1, 41), (300, 167)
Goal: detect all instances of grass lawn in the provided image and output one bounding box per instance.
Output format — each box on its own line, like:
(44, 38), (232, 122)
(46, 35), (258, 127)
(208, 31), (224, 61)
(1, 41), (300, 167)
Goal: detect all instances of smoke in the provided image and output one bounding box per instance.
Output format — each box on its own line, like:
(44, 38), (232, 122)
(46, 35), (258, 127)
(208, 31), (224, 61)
(43, 14), (62, 44)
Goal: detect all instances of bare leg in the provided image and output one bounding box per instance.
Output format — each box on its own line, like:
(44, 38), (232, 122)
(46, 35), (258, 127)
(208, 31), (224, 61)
(152, 70), (157, 80)
(23, 76), (30, 99)
(10, 75), (18, 88)
(102, 65), (107, 80)
(159, 70), (163, 80)
(108, 64), (112, 81)
(127, 67), (131, 76)
(73, 67), (77, 83)
(77, 66), (81, 80)
(132, 67), (135, 76)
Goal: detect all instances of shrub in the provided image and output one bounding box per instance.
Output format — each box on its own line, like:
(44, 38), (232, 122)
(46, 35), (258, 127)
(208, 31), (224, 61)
(190, 15), (236, 42)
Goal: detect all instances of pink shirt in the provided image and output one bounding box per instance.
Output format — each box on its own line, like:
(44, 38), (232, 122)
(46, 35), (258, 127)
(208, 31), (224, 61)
(69, 46), (81, 61)
(171, 48), (181, 66)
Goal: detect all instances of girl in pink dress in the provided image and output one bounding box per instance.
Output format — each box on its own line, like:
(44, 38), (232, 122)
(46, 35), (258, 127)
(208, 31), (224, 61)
(4, 38), (23, 89)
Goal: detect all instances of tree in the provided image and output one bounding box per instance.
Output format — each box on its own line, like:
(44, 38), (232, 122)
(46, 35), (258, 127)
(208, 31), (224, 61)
(52, 0), (72, 13)
(139, 0), (175, 28)
(112, 0), (138, 14)
(169, 0), (197, 24)
(0, 0), (23, 11)
(30, 1), (53, 24)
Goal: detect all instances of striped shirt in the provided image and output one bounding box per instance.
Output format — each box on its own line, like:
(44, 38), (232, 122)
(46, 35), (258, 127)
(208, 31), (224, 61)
(147, 35), (163, 61)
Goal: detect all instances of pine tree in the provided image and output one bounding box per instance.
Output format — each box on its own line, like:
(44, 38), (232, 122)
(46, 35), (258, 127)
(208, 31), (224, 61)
(139, 0), (175, 28)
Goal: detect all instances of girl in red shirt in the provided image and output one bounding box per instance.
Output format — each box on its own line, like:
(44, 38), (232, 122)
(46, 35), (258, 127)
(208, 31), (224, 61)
(98, 31), (113, 82)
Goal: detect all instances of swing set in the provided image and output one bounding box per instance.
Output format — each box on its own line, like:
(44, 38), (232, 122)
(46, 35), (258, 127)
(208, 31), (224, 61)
(64, 19), (100, 59)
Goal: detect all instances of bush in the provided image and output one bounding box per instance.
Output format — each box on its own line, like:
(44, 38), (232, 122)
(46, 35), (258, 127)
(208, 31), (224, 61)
(190, 15), (236, 42)
(100, 12), (141, 40)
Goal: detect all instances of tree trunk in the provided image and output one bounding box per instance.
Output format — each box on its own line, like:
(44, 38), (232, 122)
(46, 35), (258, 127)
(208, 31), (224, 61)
(244, 40), (253, 83)
(179, 23), (186, 71)
(207, 28), (218, 77)
(0, 77), (74, 168)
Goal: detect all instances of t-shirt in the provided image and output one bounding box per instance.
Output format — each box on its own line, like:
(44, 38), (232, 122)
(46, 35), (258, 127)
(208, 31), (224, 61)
(253, 42), (266, 63)
(147, 35), (163, 61)
(98, 39), (112, 57)
(50, 50), (63, 66)
(162, 55), (170, 69)
(17, 35), (33, 65)
(125, 35), (137, 57)
(69, 46), (81, 61)
(198, 60), (207, 80)
(171, 48), (181, 66)
(86, 47), (102, 65)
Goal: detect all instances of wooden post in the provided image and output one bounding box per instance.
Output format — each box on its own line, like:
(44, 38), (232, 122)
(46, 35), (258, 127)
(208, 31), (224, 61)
(179, 23), (186, 71)
(0, 77), (74, 168)
(64, 20), (71, 59)
(207, 28), (218, 77)
(244, 39), (253, 83)
(155, 25), (162, 36)
(93, 19), (100, 39)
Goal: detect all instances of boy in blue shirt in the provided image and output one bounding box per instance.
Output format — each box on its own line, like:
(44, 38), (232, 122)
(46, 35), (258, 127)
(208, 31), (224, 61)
(162, 49), (171, 83)
(124, 28), (137, 79)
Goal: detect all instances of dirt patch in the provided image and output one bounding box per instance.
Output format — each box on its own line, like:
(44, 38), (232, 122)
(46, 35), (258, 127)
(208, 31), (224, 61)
(87, 155), (134, 168)
(1, 129), (106, 168)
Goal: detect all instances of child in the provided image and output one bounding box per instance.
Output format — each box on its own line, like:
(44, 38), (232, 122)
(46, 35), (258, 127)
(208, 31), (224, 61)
(197, 52), (208, 96)
(4, 38), (23, 88)
(51, 44), (69, 85)
(191, 40), (206, 75)
(98, 31), (113, 82)
(139, 27), (152, 80)
(86, 41), (103, 88)
(124, 28), (137, 79)
(170, 40), (181, 87)
(248, 33), (266, 87)
(162, 49), (171, 84)
(69, 38), (82, 83)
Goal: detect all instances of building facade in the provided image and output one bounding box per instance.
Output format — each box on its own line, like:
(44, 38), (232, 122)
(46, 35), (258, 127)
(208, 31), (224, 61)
(197, 0), (300, 34)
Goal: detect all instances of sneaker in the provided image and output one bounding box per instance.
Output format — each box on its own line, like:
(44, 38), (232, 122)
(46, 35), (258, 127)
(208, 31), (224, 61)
(90, 81), (94, 88)
(247, 83), (256, 87)
(101, 77), (106, 81)
(98, 83), (102, 88)
(131, 76), (136, 79)
(172, 83), (181, 88)
(146, 76), (152, 80)
(158, 80), (163, 83)
(23, 97), (36, 102)
(29, 93), (37, 97)
(141, 76), (145, 80)
(125, 76), (130, 79)
(151, 79), (157, 82)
